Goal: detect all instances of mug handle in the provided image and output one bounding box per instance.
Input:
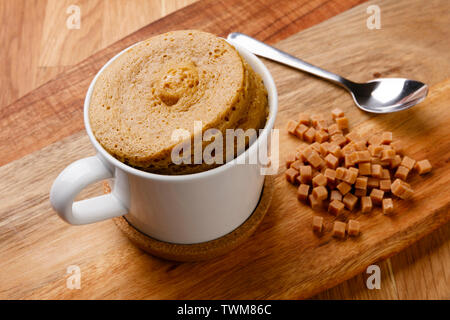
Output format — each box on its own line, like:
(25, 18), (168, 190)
(50, 155), (128, 225)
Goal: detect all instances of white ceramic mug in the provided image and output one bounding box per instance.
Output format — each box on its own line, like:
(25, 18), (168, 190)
(50, 40), (278, 244)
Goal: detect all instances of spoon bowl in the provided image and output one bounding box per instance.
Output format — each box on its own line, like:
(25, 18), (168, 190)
(228, 32), (428, 113)
(346, 78), (428, 113)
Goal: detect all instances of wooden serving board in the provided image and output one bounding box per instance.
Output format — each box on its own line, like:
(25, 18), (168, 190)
(1, 0), (449, 299)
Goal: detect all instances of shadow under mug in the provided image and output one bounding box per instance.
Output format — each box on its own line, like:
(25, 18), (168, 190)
(50, 40), (278, 244)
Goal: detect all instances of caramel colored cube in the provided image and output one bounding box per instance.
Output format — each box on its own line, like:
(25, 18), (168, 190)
(287, 120), (299, 135)
(341, 144), (353, 156)
(307, 151), (323, 168)
(332, 221), (346, 238)
(290, 160), (304, 171)
(370, 188), (384, 205)
(401, 184), (414, 200)
(347, 220), (360, 237)
(297, 184), (310, 201)
(343, 169), (357, 184)
(294, 123), (309, 140)
(359, 162), (371, 176)
(328, 200), (345, 216)
(336, 167), (347, 180)
(315, 130), (329, 143)
(331, 108), (344, 120)
(343, 193), (358, 211)
(350, 152), (359, 165)
(328, 144), (344, 159)
(312, 173), (327, 187)
(299, 147), (311, 162)
(391, 179), (414, 199)
(381, 131), (393, 144)
(331, 134), (347, 147)
(390, 154), (402, 169)
(394, 165), (409, 180)
(371, 164), (383, 178)
(342, 143), (355, 156)
(401, 182), (414, 199)
(311, 142), (321, 152)
(379, 179), (391, 192)
(354, 188), (367, 197)
(312, 216), (324, 233)
(330, 190), (343, 202)
(309, 194), (322, 211)
(337, 181), (351, 195)
(328, 123), (342, 136)
(324, 168), (336, 183)
(319, 142), (330, 157)
(342, 148), (355, 162)
(415, 159), (432, 174)
(335, 117), (349, 130)
(361, 196), (373, 213)
(368, 144), (383, 157)
(381, 169), (390, 180)
(297, 146), (314, 158)
(285, 168), (299, 184)
(286, 153), (296, 168)
(316, 120), (328, 131)
(299, 165), (312, 184)
(345, 131), (361, 143)
(312, 186), (328, 201)
(311, 114), (324, 127)
(371, 157), (381, 165)
(370, 153), (380, 163)
(367, 177), (379, 188)
(298, 113), (310, 125)
(355, 150), (371, 163)
(349, 167), (359, 174)
(390, 140), (403, 155)
(304, 127), (316, 143)
(344, 154), (355, 168)
(382, 198), (394, 215)
(368, 135), (383, 146)
(381, 149), (396, 161)
(324, 153), (339, 169)
(401, 156), (416, 170)
(355, 176), (368, 190)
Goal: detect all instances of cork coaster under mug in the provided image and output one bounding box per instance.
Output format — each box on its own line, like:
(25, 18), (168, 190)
(106, 176), (274, 262)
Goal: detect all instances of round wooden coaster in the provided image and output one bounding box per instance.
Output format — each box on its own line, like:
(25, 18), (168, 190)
(111, 176), (274, 262)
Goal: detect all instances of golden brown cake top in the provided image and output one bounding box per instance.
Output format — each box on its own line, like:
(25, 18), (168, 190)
(89, 30), (248, 167)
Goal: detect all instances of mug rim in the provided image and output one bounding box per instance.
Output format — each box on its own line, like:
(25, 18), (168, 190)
(84, 38), (278, 182)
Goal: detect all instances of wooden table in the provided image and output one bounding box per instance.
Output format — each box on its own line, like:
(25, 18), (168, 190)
(1, 0), (448, 299)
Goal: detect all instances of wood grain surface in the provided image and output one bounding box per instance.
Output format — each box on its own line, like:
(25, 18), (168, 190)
(0, 0), (196, 108)
(0, 0), (365, 167)
(1, 0), (449, 299)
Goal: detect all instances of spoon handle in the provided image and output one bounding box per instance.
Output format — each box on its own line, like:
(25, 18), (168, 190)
(227, 32), (352, 89)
